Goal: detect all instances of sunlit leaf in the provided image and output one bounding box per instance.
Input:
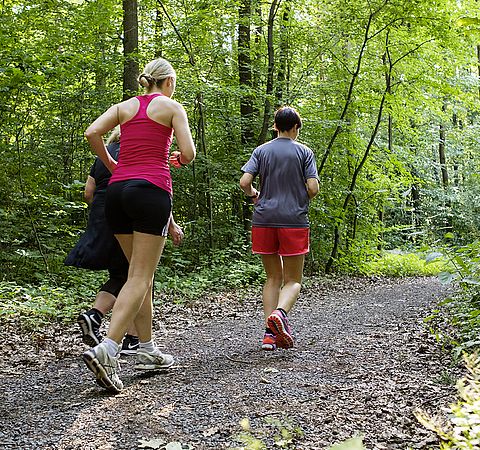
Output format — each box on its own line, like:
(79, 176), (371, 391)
(329, 436), (365, 450)
(457, 17), (480, 27)
(138, 438), (166, 449)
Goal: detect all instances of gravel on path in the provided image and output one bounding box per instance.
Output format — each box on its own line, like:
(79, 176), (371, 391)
(0, 276), (457, 449)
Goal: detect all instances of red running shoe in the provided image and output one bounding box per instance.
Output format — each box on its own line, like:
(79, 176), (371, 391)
(267, 309), (294, 349)
(262, 330), (276, 351)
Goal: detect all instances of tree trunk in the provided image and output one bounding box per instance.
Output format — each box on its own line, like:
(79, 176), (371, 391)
(122, 0), (139, 100)
(439, 117), (448, 189)
(477, 44), (480, 100)
(325, 31), (393, 273)
(257, 0), (280, 146)
(438, 102), (452, 231)
(411, 182), (421, 229)
(317, 9), (377, 176)
(238, 0), (254, 145)
(252, 0), (262, 106)
(154, 0), (163, 58)
(196, 92), (214, 250)
(275, 0), (290, 107)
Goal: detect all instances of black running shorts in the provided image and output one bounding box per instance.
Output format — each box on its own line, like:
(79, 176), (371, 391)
(105, 179), (172, 236)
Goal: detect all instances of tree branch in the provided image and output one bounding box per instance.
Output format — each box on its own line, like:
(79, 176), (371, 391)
(156, 0), (195, 66)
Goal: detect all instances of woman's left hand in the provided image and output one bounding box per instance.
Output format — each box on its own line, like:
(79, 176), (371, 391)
(169, 151), (183, 168)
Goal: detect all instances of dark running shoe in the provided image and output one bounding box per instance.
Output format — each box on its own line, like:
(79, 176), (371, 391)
(77, 310), (103, 347)
(82, 342), (123, 393)
(119, 334), (139, 356)
(267, 309), (294, 349)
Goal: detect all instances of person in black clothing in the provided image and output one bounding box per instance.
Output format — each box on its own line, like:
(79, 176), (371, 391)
(65, 128), (183, 355)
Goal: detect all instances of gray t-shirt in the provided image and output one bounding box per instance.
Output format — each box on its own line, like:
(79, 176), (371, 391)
(241, 137), (318, 228)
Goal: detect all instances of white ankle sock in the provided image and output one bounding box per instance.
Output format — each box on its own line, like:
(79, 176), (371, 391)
(103, 338), (120, 357)
(139, 340), (155, 353)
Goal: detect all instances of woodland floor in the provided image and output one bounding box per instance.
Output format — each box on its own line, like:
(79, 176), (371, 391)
(0, 276), (460, 450)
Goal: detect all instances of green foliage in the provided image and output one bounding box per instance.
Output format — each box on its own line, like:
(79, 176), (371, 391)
(0, 279), (93, 329)
(233, 417), (304, 450)
(415, 353), (480, 449)
(422, 240), (480, 356)
(232, 417), (364, 450)
(155, 249), (264, 301)
(345, 251), (448, 277)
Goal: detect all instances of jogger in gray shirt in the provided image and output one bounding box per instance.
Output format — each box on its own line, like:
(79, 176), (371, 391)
(240, 106), (319, 351)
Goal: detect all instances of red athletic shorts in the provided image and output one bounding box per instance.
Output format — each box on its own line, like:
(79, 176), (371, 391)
(251, 227), (310, 256)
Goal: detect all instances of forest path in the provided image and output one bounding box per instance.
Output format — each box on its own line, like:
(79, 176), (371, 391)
(1, 277), (456, 449)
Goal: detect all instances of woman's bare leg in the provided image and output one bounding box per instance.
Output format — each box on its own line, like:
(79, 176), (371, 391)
(107, 231), (166, 343)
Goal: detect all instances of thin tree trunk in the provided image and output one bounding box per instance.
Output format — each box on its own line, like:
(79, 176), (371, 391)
(452, 112), (460, 187)
(275, 0), (290, 107)
(325, 31), (393, 273)
(122, 0), (139, 100)
(252, 0), (262, 109)
(257, 0), (281, 146)
(14, 116), (50, 273)
(411, 183), (421, 229)
(238, 0), (254, 145)
(154, 0), (163, 57)
(439, 110), (448, 189)
(477, 44), (480, 100)
(438, 102), (452, 231)
(317, 10), (376, 176)
(325, 90), (387, 272)
(238, 0), (255, 233)
(195, 92), (213, 249)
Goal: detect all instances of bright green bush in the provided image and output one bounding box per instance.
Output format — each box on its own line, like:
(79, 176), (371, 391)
(356, 251), (448, 277)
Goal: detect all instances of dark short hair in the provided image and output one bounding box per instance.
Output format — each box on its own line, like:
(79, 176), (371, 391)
(274, 106), (302, 132)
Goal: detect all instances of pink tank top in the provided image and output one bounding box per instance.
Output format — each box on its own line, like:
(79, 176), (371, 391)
(109, 93), (174, 195)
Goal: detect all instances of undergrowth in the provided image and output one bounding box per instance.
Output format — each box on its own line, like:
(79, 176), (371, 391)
(0, 246), (449, 330)
(415, 353), (480, 449)
(0, 254), (265, 329)
(232, 416), (364, 449)
(416, 239), (480, 448)
(355, 250), (448, 277)
(423, 240), (480, 355)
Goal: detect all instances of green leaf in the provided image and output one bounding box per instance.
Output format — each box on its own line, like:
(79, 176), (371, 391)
(438, 271), (457, 284)
(329, 437), (365, 450)
(457, 17), (480, 27)
(426, 252), (443, 263)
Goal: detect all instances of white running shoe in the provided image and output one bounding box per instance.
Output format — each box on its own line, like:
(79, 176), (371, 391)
(135, 348), (174, 371)
(82, 343), (123, 393)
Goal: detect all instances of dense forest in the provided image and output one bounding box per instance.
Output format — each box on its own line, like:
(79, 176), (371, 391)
(1, 0), (480, 291)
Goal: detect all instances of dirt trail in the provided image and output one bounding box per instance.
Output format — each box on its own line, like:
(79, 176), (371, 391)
(0, 277), (456, 449)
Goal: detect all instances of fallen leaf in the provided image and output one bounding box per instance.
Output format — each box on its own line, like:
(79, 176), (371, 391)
(329, 436), (365, 450)
(165, 443), (183, 450)
(158, 402), (176, 418)
(138, 437), (166, 449)
(240, 417), (251, 431)
(203, 426), (219, 437)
